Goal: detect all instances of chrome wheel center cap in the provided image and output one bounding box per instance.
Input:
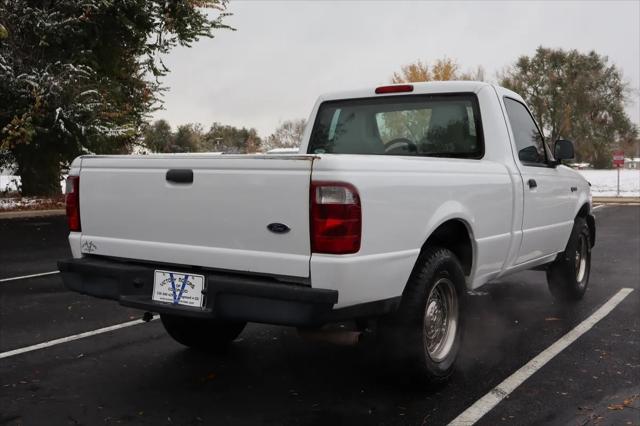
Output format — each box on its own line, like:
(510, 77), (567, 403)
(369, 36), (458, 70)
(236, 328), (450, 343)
(423, 277), (459, 362)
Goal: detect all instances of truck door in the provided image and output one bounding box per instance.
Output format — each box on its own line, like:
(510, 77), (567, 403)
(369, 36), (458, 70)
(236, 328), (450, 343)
(502, 97), (576, 264)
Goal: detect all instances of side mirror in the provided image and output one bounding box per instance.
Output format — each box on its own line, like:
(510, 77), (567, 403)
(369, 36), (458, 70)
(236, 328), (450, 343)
(554, 139), (574, 162)
(519, 145), (541, 163)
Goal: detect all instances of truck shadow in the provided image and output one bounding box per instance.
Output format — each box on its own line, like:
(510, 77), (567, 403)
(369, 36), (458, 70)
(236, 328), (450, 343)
(118, 270), (592, 425)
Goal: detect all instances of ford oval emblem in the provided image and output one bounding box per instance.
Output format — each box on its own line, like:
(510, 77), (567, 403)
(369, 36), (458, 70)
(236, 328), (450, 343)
(267, 223), (290, 234)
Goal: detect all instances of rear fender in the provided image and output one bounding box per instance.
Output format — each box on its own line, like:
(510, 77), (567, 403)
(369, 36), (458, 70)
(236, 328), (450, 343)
(420, 201), (477, 284)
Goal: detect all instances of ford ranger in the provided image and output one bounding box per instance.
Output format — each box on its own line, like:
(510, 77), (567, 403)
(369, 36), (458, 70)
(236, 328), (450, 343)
(58, 81), (595, 382)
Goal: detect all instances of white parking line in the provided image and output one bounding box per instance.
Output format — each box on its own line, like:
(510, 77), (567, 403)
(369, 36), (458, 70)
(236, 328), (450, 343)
(592, 204), (606, 211)
(0, 270), (60, 283)
(0, 316), (159, 360)
(448, 287), (634, 426)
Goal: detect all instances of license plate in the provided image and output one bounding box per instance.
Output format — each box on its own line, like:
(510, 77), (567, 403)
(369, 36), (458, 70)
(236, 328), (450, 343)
(152, 270), (206, 308)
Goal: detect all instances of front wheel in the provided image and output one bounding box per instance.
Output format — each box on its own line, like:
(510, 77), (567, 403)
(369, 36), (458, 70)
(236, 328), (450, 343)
(546, 216), (591, 302)
(381, 247), (465, 383)
(160, 314), (246, 352)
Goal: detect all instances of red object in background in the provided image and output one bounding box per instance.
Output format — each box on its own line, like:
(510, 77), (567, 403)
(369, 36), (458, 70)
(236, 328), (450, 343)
(612, 150), (625, 168)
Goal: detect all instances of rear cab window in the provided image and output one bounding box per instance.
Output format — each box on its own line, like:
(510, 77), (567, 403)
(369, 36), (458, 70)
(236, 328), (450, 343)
(307, 94), (484, 159)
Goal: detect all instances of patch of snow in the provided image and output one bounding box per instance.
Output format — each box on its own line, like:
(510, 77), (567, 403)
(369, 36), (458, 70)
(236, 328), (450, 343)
(266, 148), (300, 154)
(0, 198), (40, 210)
(577, 169), (640, 197)
(0, 175), (66, 193)
(0, 198), (21, 209)
(0, 164), (16, 175)
(0, 196), (64, 211)
(79, 90), (99, 97)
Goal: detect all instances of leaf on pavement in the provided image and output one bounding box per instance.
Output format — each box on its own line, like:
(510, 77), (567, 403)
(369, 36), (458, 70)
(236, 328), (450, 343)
(607, 395), (639, 411)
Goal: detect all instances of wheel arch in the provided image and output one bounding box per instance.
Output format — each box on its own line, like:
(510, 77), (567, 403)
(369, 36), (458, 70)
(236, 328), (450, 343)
(419, 218), (475, 280)
(576, 203), (596, 247)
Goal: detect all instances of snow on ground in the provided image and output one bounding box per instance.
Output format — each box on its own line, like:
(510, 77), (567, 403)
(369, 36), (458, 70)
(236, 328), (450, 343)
(0, 175), (20, 192)
(577, 169), (640, 197)
(0, 197), (65, 211)
(1, 175), (66, 193)
(1, 175), (67, 211)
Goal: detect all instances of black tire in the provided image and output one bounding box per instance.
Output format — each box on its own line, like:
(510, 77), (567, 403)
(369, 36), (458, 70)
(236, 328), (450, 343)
(546, 216), (591, 302)
(381, 247), (465, 383)
(160, 314), (246, 352)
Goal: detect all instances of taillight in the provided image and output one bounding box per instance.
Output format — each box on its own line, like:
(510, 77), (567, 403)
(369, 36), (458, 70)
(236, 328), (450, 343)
(310, 182), (361, 254)
(375, 84), (413, 94)
(65, 175), (81, 232)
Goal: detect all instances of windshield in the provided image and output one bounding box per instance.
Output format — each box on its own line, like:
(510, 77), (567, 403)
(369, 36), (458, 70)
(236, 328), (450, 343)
(307, 94), (483, 158)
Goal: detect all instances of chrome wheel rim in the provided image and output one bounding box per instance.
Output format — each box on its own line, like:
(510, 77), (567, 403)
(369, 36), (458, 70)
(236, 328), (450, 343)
(575, 234), (588, 283)
(423, 277), (458, 362)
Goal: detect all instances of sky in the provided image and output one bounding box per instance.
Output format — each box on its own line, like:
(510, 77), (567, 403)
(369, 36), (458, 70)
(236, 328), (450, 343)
(152, 0), (640, 137)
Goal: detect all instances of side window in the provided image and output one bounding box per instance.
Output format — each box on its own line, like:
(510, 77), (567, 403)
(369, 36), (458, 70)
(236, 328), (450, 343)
(503, 98), (547, 165)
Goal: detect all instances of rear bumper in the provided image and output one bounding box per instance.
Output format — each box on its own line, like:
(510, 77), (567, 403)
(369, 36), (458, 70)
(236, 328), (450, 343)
(58, 257), (338, 327)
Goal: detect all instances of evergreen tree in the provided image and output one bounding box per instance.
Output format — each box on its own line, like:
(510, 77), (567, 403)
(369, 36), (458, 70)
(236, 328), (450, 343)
(0, 0), (231, 195)
(202, 123), (261, 153)
(144, 120), (261, 154)
(142, 120), (174, 153)
(173, 123), (203, 153)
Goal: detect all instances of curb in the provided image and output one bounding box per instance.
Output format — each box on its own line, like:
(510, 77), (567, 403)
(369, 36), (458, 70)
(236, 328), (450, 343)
(593, 197), (640, 204)
(0, 209), (66, 220)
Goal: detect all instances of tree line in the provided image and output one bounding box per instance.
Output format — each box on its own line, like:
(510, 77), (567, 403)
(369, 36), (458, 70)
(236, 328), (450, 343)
(391, 54), (637, 168)
(1, 1), (637, 195)
(142, 119), (305, 154)
(115, 52), (640, 168)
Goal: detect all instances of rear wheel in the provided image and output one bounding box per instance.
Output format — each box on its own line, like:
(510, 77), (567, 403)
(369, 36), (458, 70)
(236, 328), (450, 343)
(381, 247), (465, 383)
(160, 314), (246, 352)
(546, 216), (591, 302)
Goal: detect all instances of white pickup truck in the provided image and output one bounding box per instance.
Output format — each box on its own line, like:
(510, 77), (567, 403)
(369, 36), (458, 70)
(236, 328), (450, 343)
(59, 81), (595, 382)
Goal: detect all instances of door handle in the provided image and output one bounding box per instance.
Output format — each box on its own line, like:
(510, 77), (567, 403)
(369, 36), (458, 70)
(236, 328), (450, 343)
(166, 169), (193, 184)
(528, 179), (537, 189)
(570, 186), (577, 192)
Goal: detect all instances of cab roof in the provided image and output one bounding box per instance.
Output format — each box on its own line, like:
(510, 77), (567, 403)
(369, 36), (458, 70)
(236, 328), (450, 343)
(318, 81), (497, 102)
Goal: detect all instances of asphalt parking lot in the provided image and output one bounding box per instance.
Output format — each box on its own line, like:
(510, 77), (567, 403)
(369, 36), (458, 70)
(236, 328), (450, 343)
(1, 206), (638, 426)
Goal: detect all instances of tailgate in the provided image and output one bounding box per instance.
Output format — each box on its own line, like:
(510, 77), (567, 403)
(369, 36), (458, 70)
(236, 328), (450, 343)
(78, 155), (314, 277)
